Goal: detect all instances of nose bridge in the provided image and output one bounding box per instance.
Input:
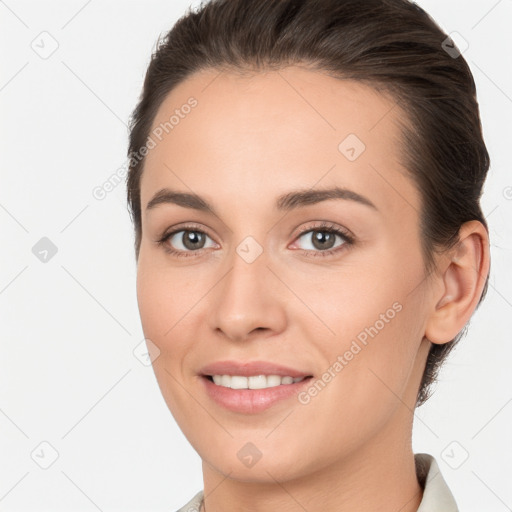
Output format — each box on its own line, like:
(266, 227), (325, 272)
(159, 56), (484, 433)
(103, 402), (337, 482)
(208, 234), (286, 341)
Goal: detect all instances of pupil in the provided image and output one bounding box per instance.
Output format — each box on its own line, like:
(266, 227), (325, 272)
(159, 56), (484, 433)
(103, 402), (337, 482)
(183, 231), (204, 250)
(313, 231), (334, 250)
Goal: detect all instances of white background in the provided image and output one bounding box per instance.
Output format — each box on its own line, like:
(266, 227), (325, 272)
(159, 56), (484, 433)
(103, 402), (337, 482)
(1, 0), (511, 510)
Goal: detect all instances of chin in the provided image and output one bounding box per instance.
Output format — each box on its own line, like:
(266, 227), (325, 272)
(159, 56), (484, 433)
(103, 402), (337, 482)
(199, 443), (316, 484)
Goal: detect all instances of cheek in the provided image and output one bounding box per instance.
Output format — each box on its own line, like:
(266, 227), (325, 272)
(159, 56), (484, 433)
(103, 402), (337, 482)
(135, 251), (214, 401)
(136, 272), (167, 341)
(285, 262), (406, 352)
(136, 248), (198, 339)
(290, 252), (424, 403)
(136, 258), (196, 423)
(324, 289), (426, 439)
(136, 273), (174, 385)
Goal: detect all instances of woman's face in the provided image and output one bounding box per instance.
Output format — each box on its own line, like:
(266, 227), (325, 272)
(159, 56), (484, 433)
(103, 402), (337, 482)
(136, 66), (435, 482)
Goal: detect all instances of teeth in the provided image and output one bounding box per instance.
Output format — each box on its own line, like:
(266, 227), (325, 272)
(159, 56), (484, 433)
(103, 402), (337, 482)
(211, 374), (305, 389)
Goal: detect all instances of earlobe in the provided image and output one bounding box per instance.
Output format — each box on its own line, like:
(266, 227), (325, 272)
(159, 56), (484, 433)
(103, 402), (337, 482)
(425, 220), (490, 345)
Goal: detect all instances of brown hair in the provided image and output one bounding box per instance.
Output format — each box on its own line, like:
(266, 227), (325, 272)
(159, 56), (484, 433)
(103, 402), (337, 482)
(126, 0), (490, 407)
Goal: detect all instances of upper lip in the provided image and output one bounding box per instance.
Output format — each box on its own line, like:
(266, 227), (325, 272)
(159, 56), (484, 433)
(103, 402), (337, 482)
(199, 360), (312, 378)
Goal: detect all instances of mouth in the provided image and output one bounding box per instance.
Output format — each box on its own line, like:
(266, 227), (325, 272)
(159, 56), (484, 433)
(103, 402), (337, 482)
(198, 361), (315, 414)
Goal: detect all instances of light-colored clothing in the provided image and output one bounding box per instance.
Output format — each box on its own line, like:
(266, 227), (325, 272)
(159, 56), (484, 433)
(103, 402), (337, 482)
(176, 452), (458, 512)
(416, 453), (459, 511)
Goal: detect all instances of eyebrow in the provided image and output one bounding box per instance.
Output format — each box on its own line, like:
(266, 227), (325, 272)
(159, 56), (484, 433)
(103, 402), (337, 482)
(145, 186), (378, 214)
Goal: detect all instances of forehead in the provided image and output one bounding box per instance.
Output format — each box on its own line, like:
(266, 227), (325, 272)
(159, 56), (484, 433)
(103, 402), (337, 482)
(140, 65), (419, 219)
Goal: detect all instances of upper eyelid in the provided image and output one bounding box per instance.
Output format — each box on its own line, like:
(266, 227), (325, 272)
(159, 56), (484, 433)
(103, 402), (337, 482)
(295, 222), (350, 236)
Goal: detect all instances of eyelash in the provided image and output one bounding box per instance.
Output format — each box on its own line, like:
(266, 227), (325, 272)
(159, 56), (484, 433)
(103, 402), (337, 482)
(155, 221), (355, 259)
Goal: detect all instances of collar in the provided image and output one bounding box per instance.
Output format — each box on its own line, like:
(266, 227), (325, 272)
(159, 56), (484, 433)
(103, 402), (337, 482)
(415, 452), (459, 511)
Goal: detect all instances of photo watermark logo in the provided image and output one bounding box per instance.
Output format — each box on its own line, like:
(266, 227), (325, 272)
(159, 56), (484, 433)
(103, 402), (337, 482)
(92, 96), (198, 201)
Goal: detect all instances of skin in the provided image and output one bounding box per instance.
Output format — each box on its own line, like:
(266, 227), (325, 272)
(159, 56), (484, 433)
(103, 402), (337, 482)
(135, 65), (489, 512)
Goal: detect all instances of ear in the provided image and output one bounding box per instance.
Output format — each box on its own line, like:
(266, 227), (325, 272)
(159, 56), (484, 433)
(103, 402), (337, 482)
(425, 220), (490, 344)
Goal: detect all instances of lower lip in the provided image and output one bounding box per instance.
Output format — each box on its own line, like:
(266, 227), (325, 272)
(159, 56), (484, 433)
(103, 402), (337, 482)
(200, 376), (313, 414)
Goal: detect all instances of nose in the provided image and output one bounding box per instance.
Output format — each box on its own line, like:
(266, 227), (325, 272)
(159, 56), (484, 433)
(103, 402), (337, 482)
(208, 244), (287, 343)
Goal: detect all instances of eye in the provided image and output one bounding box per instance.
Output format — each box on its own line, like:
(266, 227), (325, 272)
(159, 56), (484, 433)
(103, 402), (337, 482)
(156, 221), (354, 259)
(291, 222), (354, 258)
(156, 225), (217, 257)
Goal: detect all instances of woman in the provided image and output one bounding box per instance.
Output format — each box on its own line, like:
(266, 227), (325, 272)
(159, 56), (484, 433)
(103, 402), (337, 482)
(126, 0), (491, 510)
